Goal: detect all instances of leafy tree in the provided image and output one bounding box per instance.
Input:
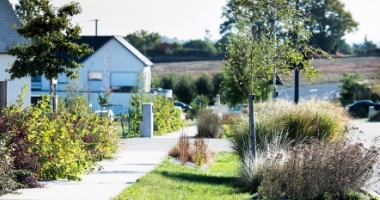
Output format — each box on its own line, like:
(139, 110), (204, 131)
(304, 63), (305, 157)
(353, 36), (378, 55)
(6, 0), (93, 93)
(212, 72), (224, 96)
(160, 73), (177, 90)
(221, 0), (323, 107)
(151, 75), (160, 88)
(125, 30), (161, 54)
(339, 73), (365, 107)
(171, 42), (183, 51)
(220, 0), (358, 53)
(14, 0), (39, 24)
(337, 39), (353, 55)
(174, 74), (195, 104)
(305, 0), (359, 53)
(154, 42), (172, 55)
(183, 39), (217, 54)
(215, 32), (236, 53)
(195, 73), (214, 99)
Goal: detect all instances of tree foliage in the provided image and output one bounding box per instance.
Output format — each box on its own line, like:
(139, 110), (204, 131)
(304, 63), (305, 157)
(160, 73), (177, 90)
(215, 32), (236, 54)
(195, 73), (214, 99)
(6, 0), (93, 82)
(353, 36), (378, 55)
(305, 0), (359, 53)
(174, 74), (195, 104)
(125, 30), (161, 54)
(212, 72), (224, 96)
(339, 73), (364, 107)
(183, 39), (217, 55)
(220, 0), (358, 53)
(14, 0), (39, 25)
(221, 0), (323, 107)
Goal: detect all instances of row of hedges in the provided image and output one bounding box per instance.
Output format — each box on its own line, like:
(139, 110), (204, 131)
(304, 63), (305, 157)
(0, 88), (120, 194)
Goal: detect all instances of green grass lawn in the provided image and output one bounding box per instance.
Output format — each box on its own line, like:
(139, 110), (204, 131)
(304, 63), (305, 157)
(111, 152), (251, 200)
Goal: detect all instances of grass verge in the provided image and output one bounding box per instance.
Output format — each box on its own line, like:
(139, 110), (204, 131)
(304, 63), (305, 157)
(111, 152), (251, 200)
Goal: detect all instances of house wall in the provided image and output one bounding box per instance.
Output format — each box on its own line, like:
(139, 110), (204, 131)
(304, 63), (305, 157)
(32, 38), (152, 113)
(0, 54), (31, 106)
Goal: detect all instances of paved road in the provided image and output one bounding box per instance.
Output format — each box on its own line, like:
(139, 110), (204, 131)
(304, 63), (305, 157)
(277, 82), (340, 101)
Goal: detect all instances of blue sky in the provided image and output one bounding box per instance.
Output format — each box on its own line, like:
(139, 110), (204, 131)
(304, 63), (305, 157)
(8, 0), (380, 45)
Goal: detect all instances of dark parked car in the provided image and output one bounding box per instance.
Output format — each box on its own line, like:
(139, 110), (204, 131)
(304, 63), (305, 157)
(174, 101), (192, 112)
(348, 100), (380, 118)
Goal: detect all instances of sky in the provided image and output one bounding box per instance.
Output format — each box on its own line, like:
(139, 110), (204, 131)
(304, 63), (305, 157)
(8, 0), (380, 45)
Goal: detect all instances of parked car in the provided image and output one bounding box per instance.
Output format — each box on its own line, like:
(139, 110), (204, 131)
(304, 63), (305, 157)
(174, 101), (192, 112)
(348, 100), (380, 118)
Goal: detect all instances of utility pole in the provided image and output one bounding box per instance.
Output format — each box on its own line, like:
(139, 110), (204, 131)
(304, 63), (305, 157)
(95, 19), (98, 36)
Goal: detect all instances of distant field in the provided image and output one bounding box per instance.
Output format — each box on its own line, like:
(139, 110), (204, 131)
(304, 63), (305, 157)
(152, 56), (380, 86)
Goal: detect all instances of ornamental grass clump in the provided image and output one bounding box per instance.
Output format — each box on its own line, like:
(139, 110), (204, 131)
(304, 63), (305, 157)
(196, 110), (222, 138)
(168, 132), (214, 166)
(259, 136), (380, 200)
(255, 98), (352, 143)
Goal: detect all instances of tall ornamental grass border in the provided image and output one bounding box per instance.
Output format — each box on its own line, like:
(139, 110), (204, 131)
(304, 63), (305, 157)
(225, 98), (380, 199)
(226, 98), (353, 158)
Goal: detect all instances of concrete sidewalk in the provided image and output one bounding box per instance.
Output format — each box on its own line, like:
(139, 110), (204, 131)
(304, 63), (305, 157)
(353, 121), (380, 196)
(0, 126), (232, 200)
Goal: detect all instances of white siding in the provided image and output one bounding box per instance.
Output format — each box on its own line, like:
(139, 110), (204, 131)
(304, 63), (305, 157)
(0, 54), (31, 107)
(31, 37), (152, 112)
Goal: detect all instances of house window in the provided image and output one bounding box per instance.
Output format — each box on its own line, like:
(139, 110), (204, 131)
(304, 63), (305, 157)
(31, 75), (42, 82)
(110, 72), (137, 93)
(111, 86), (134, 93)
(88, 71), (102, 81)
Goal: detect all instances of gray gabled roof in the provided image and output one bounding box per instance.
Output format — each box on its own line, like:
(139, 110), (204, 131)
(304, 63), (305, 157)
(114, 36), (153, 66)
(73, 36), (153, 66)
(0, 0), (28, 53)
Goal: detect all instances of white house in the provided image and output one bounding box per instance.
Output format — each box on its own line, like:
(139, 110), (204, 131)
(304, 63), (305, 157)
(0, 0), (31, 113)
(31, 36), (153, 113)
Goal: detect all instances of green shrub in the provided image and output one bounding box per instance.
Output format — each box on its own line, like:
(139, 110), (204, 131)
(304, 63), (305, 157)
(196, 110), (222, 138)
(0, 87), (119, 186)
(26, 95), (119, 181)
(174, 74), (196, 104)
(195, 73), (214, 99)
(0, 86), (41, 188)
(129, 93), (184, 137)
(153, 96), (184, 135)
(0, 133), (19, 195)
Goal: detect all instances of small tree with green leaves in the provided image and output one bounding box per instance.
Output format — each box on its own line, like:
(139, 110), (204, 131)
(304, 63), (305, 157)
(174, 74), (196, 104)
(160, 73), (177, 90)
(221, 0), (324, 107)
(6, 0), (93, 100)
(195, 73), (214, 99)
(339, 73), (365, 107)
(125, 30), (161, 54)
